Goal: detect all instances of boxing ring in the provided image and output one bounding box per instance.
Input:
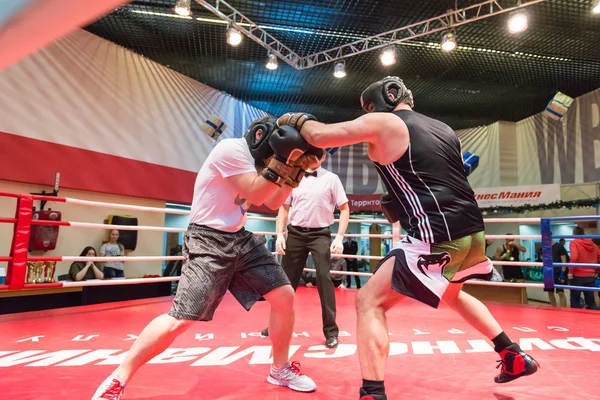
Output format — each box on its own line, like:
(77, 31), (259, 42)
(0, 191), (598, 399)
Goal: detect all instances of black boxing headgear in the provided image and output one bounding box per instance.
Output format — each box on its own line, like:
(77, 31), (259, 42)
(244, 117), (278, 168)
(360, 76), (414, 113)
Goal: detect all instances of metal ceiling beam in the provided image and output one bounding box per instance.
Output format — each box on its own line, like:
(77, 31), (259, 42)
(195, 0), (302, 69)
(195, 0), (546, 71)
(296, 0), (546, 70)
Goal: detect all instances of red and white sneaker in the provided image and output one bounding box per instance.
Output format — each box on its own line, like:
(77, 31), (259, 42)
(92, 376), (126, 399)
(267, 361), (317, 392)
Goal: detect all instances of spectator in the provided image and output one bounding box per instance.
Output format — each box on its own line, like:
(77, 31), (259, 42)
(99, 229), (125, 278)
(494, 234), (526, 282)
(544, 236), (568, 307)
(267, 235), (277, 253)
(163, 245), (183, 277)
(568, 226), (599, 309)
(485, 238), (494, 255)
(69, 246), (104, 281)
(343, 236), (361, 288)
(304, 257), (347, 289)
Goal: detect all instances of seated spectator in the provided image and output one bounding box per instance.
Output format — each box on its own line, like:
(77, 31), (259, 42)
(163, 245), (183, 277)
(303, 257), (347, 288)
(343, 237), (360, 288)
(70, 246), (104, 281)
(568, 226), (600, 310)
(99, 229), (126, 278)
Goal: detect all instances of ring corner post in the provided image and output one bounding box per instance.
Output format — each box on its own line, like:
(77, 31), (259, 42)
(540, 218), (554, 291)
(6, 195), (34, 290)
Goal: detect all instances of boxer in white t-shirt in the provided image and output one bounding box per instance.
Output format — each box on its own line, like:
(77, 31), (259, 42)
(93, 118), (322, 399)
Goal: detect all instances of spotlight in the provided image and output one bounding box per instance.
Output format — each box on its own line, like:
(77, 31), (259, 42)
(266, 54), (278, 70)
(333, 62), (346, 78)
(173, 0), (191, 16)
(380, 47), (396, 66)
(226, 27), (243, 46)
(507, 10), (528, 33)
(593, 0), (600, 14)
(440, 31), (457, 52)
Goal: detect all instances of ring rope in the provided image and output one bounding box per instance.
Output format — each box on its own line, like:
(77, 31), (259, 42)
(61, 277), (181, 287)
(302, 269), (545, 288)
(0, 191), (596, 295)
(27, 219), (542, 241)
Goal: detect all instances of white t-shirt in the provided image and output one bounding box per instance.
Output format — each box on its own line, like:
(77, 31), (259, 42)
(99, 243), (125, 270)
(286, 167), (348, 228)
(189, 138), (257, 232)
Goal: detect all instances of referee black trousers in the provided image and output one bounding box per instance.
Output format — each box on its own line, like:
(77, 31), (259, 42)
(282, 225), (339, 339)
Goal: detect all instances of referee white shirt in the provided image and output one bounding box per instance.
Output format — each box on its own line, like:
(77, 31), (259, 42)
(285, 167), (348, 228)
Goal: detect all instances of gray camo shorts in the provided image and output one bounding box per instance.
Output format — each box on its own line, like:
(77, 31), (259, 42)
(168, 224), (290, 321)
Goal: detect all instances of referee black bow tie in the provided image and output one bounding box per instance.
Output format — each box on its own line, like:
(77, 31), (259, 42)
(305, 171), (317, 177)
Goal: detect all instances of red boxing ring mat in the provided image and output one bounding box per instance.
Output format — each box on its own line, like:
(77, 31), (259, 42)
(0, 287), (597, 400)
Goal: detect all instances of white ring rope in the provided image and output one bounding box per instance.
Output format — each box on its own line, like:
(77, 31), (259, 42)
(303, 269), (544, 288)
(60, 222), (541, 242)
(56, 196), (543, 226)
(62, 277), (181, 287)
(53, 254), (536, 268)
(482, 218), (541, 223)
(62, 256), (185, 262)
(68, 221), (187, 233)
(27, 196), (549, 292)
(65, 197), (190, 215)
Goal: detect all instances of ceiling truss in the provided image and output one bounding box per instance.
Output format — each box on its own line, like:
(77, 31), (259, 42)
(196, 0), (546, 70)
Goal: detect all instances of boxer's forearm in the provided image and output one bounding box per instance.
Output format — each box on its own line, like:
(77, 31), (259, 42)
(264, 185), (293, 210)
(227, 171), (283, 206)
(248, 176), (282, 205)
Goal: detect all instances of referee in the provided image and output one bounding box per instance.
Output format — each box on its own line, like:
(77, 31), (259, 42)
(261, 153), (350, 348)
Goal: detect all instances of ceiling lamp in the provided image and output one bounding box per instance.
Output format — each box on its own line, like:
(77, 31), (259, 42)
(333, 62), (346, 78)
(173, 0), (192, 16)
(593, 0), (600, 14)
(380, 47), (396, 66)
(440, 31), (457, 52)
(507, 10), (528, 33)
(266, 54), (278, 70)
(226, 26), (243, 46)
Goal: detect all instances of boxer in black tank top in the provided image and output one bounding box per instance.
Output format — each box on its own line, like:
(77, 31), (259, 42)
(276, 77), (539, 400)
(374, 109), (484, 244)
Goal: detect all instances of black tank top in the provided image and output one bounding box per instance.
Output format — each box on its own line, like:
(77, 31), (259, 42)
(374, 110), (484, 244)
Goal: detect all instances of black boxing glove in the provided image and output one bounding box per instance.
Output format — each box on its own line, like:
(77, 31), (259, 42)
(277, 112), (317, 131)
(381, 192), (400, 224)
(305, 143), (325, 159)
(262, 125), (308, 186)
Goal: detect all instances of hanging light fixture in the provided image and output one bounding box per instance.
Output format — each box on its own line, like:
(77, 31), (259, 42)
(226, 26), (243, 46)
(507, 9), (528, 33)
(333, 62), (346, 78)
(173, 0), (192, 16)
(593, 0), (600, 14)
(266, 53), (278, 70)
(380, 47), (396, 66)
(440, 31), (457, 52)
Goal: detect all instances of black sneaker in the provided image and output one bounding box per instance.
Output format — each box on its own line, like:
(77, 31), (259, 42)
(495, 343), (540, 383)
(326, 336), (338, 348)
(261, 328), (269, 337)
(359, 388), (387, 400)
